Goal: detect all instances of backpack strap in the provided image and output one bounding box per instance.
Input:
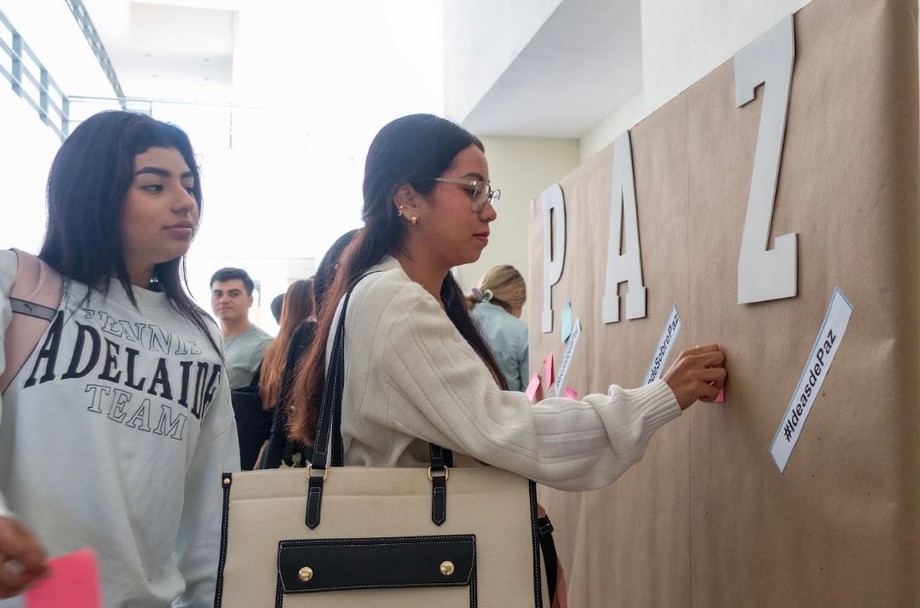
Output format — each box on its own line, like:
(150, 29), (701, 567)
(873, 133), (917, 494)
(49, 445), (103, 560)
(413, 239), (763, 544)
(1, 249), (63, 394)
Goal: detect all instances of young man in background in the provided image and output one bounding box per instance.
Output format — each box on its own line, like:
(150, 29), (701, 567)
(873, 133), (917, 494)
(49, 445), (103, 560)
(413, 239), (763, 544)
(210, 267), (273, 390)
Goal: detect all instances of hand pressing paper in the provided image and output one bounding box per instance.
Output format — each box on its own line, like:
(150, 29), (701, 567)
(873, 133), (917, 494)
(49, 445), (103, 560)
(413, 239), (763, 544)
(25, 548), (101, 608)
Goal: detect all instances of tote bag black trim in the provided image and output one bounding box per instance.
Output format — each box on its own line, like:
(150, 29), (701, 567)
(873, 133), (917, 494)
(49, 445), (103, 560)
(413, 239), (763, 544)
(276, 534), (476, 593)
(215, 473), (544, 607)
(214, 277), (548, 607)
(214, 473), (232, 608)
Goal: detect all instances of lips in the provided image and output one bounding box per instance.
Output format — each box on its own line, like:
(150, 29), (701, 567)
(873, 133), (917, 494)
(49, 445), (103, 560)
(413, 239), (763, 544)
(165, 221), (196, 239)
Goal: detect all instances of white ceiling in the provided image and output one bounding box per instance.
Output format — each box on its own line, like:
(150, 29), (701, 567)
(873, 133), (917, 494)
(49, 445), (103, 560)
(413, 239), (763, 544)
(461, 0), (643, 139)
(8, 0), (643, 140)
(0, 0), (112, 97)
(79, 0), (237, 102)
(123, 3), (234, 87)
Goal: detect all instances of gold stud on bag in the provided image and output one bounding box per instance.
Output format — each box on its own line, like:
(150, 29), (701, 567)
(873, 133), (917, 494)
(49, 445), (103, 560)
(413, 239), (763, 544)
(297, 567), (313, 582)
(214, 278), (551, 607)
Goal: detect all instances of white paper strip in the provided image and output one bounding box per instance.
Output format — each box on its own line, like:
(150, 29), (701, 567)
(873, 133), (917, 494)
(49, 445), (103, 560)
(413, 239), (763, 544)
(642, 305), (681, 385)
(554, 318), (581, 396)
(770, 288), (853, 473)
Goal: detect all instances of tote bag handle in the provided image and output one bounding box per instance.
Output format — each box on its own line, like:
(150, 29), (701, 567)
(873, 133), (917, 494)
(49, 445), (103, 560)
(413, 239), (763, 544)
(306, 279), (452, 529)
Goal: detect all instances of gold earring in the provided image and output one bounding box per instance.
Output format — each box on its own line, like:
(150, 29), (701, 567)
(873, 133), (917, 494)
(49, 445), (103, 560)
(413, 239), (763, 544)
(410, 216), (418, 226)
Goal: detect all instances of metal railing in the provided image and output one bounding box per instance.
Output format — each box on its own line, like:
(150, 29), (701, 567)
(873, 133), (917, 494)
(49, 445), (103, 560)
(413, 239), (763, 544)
(63, 0), (126, 106)
(67, 95), (310, 154)
(0, 7), (309, 152)
(0, 8), (69, 140)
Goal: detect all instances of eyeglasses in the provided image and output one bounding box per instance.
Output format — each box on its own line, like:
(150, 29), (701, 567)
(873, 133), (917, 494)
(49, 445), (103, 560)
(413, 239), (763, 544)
(432, 177), (501, 212)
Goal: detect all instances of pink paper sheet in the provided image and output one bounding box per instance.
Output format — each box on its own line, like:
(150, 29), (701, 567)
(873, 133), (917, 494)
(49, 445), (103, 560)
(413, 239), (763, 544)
(25, 548), (101, 608)
(543, 353), (555, 387)
(525, 372), (543, 403)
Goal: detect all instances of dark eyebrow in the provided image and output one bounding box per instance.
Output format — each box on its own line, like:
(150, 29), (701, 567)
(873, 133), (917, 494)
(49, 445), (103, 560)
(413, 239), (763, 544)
(135, 167), (195, 180)
(462, 172), (487, 182)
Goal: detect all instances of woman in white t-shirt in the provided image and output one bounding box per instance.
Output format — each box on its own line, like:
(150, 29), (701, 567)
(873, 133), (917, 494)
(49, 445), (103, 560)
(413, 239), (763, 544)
(0, 110), (239, 606)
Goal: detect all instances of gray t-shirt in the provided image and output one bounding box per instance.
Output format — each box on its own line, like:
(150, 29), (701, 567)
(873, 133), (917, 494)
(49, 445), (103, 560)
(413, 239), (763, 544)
(224, 324), (273, 389)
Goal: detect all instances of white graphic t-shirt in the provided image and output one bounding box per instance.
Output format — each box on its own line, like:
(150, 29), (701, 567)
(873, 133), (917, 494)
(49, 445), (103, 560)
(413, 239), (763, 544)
(0, 250), (240, 608)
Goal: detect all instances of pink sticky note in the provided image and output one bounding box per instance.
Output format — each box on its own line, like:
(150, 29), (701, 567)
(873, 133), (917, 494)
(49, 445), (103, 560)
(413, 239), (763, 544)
(524, 373), (543, 403)
(25, 548), (101, 608)
(564, 387), (578, 400)
(543, 353), (554, 387)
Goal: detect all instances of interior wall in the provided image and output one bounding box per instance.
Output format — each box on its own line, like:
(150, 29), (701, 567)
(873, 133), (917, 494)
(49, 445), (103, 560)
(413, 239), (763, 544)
(442, 0), (563, 124)
(530, 0), (920, 605)
(580, 0), (814, 161)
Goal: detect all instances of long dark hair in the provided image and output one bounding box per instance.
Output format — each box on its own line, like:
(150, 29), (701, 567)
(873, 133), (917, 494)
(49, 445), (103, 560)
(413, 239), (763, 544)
(259, 278), (314, 410)
(290, 114), (508, 446)
(312, 229), (359, 319)
(39, 110), (219, 354)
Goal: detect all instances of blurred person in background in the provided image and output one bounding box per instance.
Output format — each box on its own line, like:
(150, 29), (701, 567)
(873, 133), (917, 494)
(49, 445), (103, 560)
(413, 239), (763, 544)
(466, 264), (529, 391)
(261, 229), (358, 469)
(255, 277), (313, 467)
(210, 266), (272, 391)
(270, 292), (284, 325)
(212, 267), (274, 469)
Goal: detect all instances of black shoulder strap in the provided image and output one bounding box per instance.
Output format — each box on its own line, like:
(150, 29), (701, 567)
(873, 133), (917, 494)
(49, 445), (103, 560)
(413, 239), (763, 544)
(306, 271), (453, 528)
(249, 360), (262, 390)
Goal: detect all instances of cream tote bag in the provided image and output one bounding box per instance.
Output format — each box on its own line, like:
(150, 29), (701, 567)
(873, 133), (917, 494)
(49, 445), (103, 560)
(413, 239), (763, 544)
(215, 284), (550, 607)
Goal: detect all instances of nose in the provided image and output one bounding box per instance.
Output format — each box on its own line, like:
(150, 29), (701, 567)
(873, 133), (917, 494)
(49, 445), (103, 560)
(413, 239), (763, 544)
(480, 199), (497, 222)
(173, 184), (198, 214)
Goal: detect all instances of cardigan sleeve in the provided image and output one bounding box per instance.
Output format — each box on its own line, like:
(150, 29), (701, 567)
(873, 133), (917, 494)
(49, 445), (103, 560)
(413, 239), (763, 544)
(346, 273), (682, 492)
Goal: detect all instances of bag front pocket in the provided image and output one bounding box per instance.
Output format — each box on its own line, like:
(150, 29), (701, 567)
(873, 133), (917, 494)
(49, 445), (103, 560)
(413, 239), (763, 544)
(276, 534), (476, 606)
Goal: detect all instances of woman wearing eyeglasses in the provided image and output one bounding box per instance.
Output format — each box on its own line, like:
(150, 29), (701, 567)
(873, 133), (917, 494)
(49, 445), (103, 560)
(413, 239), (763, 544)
(290, 113), (726, 606)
